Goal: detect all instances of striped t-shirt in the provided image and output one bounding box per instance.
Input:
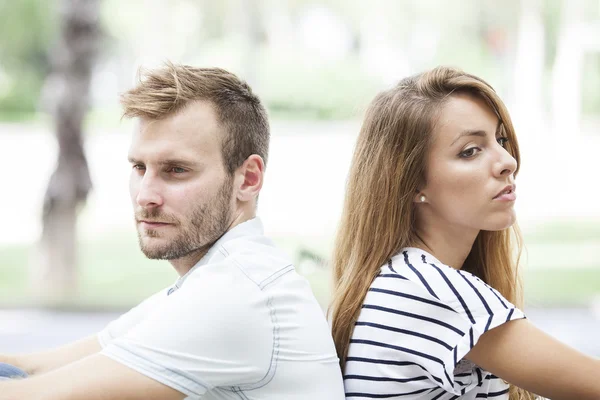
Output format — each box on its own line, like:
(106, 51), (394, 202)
(344, 247), (525, 399)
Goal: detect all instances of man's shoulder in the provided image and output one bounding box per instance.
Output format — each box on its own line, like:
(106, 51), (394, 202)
(216, 233), (296, 289)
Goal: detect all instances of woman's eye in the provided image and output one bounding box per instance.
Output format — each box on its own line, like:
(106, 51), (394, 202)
(497, 137), (509, 147)
(459, 147), (481, 158)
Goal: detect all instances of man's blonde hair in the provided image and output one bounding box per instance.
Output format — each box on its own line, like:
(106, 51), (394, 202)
(121, 62), (270, 174)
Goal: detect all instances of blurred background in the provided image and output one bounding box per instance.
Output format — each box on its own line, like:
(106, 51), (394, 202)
(0, 0), (599, 355)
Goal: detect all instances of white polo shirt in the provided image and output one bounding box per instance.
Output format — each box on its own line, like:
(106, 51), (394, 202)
(344, 247), (526, 399)
(98, 218), (344, 399)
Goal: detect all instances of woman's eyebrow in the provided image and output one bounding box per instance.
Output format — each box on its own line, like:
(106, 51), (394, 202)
(450, 129), (487, 146)
(450, 120), (503, 146)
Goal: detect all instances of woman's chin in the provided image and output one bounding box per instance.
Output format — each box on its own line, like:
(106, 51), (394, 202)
(483, 212), (517, 231)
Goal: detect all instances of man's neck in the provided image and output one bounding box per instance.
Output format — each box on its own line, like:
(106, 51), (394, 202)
(169, 248), (210, 277)
(169, 211), (256, 277)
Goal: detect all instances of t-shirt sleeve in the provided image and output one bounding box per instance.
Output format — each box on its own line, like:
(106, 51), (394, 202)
(97, 287), (170, 347)
(346, 257), (525, 396)
(99, 265), (274, 399)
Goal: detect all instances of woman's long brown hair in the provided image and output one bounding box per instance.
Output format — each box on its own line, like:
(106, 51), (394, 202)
(329, 66), (535, 400)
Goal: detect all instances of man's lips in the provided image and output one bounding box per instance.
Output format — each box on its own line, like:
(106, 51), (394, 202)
(138, 220), (173, 228)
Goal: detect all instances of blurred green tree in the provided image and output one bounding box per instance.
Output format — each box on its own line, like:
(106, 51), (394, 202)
(0, 0), (57, 119)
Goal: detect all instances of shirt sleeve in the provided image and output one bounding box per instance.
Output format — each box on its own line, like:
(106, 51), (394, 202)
(346, 255), (525, 397)
(99, 263), (274, 399)
(97, 287), (170, 348)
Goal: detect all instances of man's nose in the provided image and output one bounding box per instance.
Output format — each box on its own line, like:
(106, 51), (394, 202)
(135, 173), (164, 208)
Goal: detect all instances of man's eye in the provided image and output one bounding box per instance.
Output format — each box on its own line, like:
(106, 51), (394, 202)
(169, 167), (186, 174)
(133, 164), (145, 170)
(459, 147), (481, 158)
(497, 137), (509, 148)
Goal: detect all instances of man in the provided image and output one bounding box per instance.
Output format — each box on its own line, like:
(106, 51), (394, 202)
(0, 63), (344, 399)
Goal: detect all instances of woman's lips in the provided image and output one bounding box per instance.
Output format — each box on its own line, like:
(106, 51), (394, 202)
(494, 191), (516, 201)
(493, 184), (516, 201)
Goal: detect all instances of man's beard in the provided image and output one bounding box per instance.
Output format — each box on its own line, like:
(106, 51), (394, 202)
(135, 176), (234, 260)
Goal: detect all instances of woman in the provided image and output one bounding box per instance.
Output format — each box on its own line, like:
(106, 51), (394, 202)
(330, 66), (600, 400)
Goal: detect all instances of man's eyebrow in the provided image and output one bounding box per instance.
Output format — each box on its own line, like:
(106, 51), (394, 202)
(157, 159), (196, 167)
(126, 157), (196, 167)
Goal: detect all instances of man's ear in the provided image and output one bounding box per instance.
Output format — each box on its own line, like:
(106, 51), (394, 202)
(235, 154), (265, 202)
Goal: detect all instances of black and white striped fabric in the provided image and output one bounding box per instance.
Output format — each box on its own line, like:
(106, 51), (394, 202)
(344, 247), (525, 399)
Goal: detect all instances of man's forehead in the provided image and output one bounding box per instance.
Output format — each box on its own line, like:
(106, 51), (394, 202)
(128, 131), (203, 165)
(127, 147), (198, 164)
(135, 101), (221, 136)
(132, 118), (207, 142)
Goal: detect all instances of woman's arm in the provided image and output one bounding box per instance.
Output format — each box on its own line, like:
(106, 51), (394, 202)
(466, 318), (600, 400)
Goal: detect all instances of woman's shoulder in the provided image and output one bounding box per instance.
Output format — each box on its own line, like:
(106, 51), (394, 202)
(379, 247), (519, 315)
(383, 247), (469, 294)
(388, 247), (456, 275)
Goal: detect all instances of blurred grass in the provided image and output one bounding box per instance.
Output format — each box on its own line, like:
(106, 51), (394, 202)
(522, 218), (600, 243)
(0, 219), (598, 309)
(0, 235), (175, 309)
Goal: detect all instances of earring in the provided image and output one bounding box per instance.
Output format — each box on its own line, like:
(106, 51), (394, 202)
(420, 195), (426, 203)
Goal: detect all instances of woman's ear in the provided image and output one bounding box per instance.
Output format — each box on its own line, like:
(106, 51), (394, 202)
(414, 192), (427, 204)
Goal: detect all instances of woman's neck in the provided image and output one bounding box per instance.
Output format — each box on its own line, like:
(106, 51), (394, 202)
(412, 222), (479, 270)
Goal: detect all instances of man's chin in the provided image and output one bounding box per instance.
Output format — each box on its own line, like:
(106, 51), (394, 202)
(139, 246), (171, 260)
(138, 236), (174, 260)
(143, 253), (173, 260)
(138, 240), (198, 260)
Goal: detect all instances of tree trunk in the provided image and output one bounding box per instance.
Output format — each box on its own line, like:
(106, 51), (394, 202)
(512, 0), (545, 139)
(238, 0), (262, 86)
(33, 0), (101, 305)
(551, 0), (585, 140)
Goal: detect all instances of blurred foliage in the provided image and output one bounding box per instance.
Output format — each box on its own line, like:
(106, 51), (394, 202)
(1, 0), (599, 121)
(257, 53), (379, 119)
(0, 0), (57, 119)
